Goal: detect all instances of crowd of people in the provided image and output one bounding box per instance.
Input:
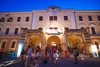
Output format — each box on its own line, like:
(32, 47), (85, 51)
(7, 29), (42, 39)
(19, 44), (79, 67)
(20, 45), (62, 67)
(0, 43), (79, 67)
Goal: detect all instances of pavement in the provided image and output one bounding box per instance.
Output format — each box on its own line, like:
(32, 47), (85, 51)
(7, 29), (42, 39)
(0, 54), (100, 67)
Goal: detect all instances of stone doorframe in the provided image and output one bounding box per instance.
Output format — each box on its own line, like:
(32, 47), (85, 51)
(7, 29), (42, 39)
(64, 30), (85, 53)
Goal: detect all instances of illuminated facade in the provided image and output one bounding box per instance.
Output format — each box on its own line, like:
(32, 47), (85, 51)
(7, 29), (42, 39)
(0, 6), (100, 57)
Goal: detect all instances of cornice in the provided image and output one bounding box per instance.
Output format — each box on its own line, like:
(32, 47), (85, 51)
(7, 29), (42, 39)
(0, 12), (32, 15)
(0, 36), (20, 38)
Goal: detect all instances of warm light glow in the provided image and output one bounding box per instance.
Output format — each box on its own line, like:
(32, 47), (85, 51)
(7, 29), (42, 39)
(17, 44), (23, 57)
(38, 42), (41, 48)
(91, 45), (98, 57)
(62, 27), (65, 33)
(43, 27), (45, 32)
(99, 45), (100, 49)
(51, 41), (56, 46)
(91, 45), (97, 52)
(45, 28), (61, 34)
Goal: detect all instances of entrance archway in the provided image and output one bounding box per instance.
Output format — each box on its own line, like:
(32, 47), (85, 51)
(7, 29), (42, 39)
(47, 36), (61, 47)
(67, 35), (83, 52)
(27, 35), (42, 52)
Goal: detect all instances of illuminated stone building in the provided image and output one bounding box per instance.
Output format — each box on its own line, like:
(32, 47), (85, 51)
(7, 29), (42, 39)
(0, 6), (100, 57)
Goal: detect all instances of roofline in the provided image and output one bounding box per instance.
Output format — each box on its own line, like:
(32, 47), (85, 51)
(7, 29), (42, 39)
(0, 11), (32, 15)
(75, 10), (100, 13)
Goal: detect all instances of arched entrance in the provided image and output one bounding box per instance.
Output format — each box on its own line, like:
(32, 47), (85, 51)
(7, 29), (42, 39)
(47, 36), (61, 48)
(27, 35), (42, 52)
(67, 35), (83, 52)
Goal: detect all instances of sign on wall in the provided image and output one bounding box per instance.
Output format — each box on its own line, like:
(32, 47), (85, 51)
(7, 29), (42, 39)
(45, 28), (61, 34)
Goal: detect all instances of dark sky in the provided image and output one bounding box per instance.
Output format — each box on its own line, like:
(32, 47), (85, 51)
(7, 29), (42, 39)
(0, 0), (100, 12)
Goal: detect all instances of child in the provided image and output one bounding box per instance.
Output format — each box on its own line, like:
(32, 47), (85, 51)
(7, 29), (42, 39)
(53, 50), (58, 66)
(34, 57), (39, 67)
(34, 50), (40, 67)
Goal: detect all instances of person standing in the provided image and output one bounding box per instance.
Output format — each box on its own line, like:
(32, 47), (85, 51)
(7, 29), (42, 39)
(73, 48), (78, 64)
(48, 47), (52, 61)
(53, 50), (58, 66)
(20, 48), (25, 61)
(45, 46), (48, 59)
(24, 45), (34, 67)
(0, 47), (4, 60)
(34, 50), (40, 67)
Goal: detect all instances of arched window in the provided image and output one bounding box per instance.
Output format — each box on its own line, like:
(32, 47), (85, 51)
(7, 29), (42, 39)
(11, 41), (15, 48)
(91, 27), (96, 34)
(14, 28), (18, 35)
(95, 42), (99, 49)
(81, 27), (84, 29)
(1, 41), (6, 48)
(38, 27), (43, 30)
(5, 28), (10, 35)
(65, 27), (69, 31)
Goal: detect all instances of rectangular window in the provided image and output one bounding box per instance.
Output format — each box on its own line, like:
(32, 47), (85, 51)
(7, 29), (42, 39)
(54, 16), (57, 20)
(97, 16), (100, 21)
(1, 41), (6, 48)
(17, 17), (21, 22)
(64, 16), (68, 20)
(5, 28), (10, 35)
(39, 16), (43, 21)
(50, 16), (53, 21)
(0, 18), (5, 22)
(79, 16), (83, 21)
(11, 42), (15, 48)
(0, 28), (1, 32)
(88, 16), (93, 21)
(7, 17), (13, 22)
(26, 17), (29, 22)
(91, 27), (96, 34)
(14, 28), (18, 35)
(49, 16), (57, 21)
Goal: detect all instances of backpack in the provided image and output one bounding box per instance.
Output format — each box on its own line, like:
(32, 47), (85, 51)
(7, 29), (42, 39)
(76, 52), (79, 56)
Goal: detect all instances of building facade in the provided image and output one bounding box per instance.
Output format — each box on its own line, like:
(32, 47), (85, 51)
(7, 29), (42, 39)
(0, 6), (100, 57)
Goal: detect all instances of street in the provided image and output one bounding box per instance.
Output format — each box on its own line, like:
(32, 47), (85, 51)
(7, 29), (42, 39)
(0, 54), (100, 67)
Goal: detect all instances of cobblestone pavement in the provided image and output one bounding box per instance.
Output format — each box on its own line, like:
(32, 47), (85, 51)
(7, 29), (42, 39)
(0, 54), (100, 67)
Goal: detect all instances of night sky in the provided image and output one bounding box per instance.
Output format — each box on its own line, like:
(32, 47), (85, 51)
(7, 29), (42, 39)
(0, 0), (100, 12)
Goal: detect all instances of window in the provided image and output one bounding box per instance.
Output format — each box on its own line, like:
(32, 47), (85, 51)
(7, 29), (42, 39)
(50, 16), (53, 21)
(0, 28), (1, 32)
(65, 27), (69, 30)
(14, 28), (18, 35)
(7, 17), (13, 22)
(11, 41), (15, 48)
(39, 16), (43, 21)
(26, 17), (29, 22)
(91, 27), (96, 34)
(54, 16), (57, 20)
(17, 17), (21, 22)
(79, 16), (83, 21)
(49, 16), (57, 21)
(38, 27), (43, 30)
(64, 16), (68, 20)
(97, 16), (100, 21)
(81, 27), (84, 29)
(5, 28), (10, 35)
(0, 18), (5, 22)
(88, 16), (93, 21)
(1, 41), (6, 48)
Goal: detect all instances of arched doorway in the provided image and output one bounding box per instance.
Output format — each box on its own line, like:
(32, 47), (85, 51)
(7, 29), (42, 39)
(27, 35), (42, 52)
(67, 35), (83, 52)
(47, 36), (61, 48)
